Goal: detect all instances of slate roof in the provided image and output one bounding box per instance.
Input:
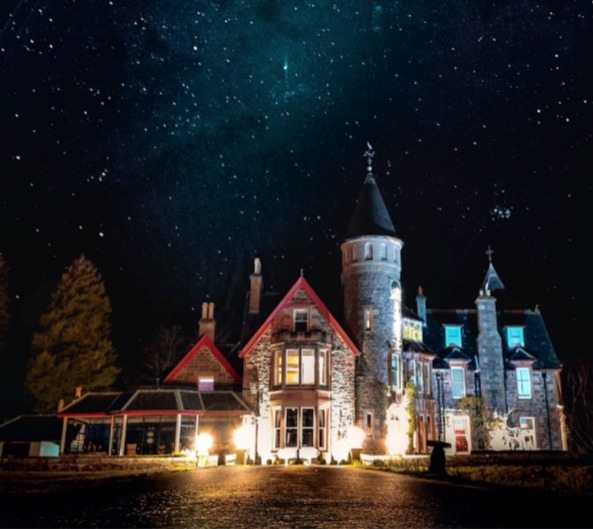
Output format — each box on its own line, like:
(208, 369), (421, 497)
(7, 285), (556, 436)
(423, 308), (561, 371)
(345, 174), (397, 238)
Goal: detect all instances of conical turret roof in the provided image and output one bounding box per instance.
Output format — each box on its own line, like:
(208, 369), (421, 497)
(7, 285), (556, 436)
(345, 144), (396, 238)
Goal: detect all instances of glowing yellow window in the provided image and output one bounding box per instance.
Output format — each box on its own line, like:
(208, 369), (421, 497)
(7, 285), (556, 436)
(286, 349), (300, 384)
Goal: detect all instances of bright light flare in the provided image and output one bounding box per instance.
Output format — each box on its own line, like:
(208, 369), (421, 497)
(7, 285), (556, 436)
(195, 433), (213, 455)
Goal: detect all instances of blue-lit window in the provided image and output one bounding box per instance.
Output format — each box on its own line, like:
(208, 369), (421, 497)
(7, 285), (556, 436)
(445, 326), (462, 347)
(517, 367), (531, 399)
(451, 367), (466, 399)
(391, 354), (400, 389)
(507, 327), (524, 348)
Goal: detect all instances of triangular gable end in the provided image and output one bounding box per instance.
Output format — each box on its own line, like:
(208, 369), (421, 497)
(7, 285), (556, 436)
(164, 334), (241, 385)
(239, 275), (360, 358)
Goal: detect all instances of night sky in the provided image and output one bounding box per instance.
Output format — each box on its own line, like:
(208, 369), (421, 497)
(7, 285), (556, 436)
(1, 1), (592, 412)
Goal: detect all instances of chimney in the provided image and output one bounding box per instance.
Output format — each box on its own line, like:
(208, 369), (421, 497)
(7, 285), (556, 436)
(199, 302), (216, 342)
(416, 286), (426, 324)
(57, 399), (64, 412)
(75, 386), (82, 399)
(249, 257), (263, 314)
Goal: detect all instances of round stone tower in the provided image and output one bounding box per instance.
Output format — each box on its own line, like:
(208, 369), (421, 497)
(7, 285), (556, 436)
(340, 144), (404, 454)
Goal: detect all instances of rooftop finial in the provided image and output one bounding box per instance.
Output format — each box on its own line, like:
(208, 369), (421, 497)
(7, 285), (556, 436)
(486, 245), (494, 263)
(364, 141), (375, 175)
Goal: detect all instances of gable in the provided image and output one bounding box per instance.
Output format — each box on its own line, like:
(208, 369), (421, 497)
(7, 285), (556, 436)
(238, 275), (360, 358)
(164, 335), (241, 386)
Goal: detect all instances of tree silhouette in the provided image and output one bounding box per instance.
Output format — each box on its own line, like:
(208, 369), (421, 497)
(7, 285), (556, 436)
(563, 357), (593, 453)
(25, 255), (120, 412)
(139, 324), (191, 386)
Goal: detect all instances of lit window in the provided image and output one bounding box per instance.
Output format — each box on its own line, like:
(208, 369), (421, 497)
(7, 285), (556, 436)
(365, 308), (373, 330)
(318, 350), (327, 386)
(445, 326), (462, 347)
(519, 417), (536, 449)
(408, 360), (416, 386)
(517, 367), (531, 399)
(275, 348), (326, 387)
(294, 309), (308, 332)
(286, 349), (300, 384)
(391, 354), (400, 389)
(274, 350), (283, 385)
(451, 367), (466, 398)
(507, 327), (524, 348)
(198, 377), (214, 391)
(301, 348), (315, 384)
(416, 362), (424, 394)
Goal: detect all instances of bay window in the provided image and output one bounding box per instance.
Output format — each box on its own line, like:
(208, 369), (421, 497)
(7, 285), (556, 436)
(273, 347), (328, 387)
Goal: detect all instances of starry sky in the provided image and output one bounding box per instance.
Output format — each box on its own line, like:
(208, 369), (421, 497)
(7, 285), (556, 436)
(1, 0), (592, 411)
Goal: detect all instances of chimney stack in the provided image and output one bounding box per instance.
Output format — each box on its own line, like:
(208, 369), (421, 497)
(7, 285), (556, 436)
(199, 302), (216, 342)
(249, 258), (263, 314)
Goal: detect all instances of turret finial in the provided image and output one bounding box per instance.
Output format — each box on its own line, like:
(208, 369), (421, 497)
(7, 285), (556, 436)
(486, 245), (494, 263)
(364, 141), (375, 175)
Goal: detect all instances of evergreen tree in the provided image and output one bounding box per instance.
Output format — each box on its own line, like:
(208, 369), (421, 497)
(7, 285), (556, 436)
(0, 254), (10, 354)
(25, 255), (120, 412)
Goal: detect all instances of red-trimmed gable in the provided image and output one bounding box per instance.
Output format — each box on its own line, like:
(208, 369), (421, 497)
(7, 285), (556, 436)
(239, 275), (360, 358)
(164, 335), (241, 385)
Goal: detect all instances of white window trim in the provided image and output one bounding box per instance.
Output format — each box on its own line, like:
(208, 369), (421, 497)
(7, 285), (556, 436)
(516, 367), (532, 399)
(451, 366), (466, 399)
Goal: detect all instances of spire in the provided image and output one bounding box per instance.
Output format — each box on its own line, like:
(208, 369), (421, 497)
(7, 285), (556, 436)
(482, 245), (505, 293)
(345, 143), (396, 238)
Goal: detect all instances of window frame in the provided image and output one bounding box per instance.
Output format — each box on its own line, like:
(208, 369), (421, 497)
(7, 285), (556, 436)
(445, 325), (462, 347)
(507, 326), (525, 348)
(516, 367), (532, 399)
(273, 346), (328, 388)
(451, 366), (466, 399)
(294, 309), (309, 333)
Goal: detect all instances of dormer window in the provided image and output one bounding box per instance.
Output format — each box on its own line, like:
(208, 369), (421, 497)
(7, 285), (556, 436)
(445, 326), (462, 347)
(507, 327), (524, 348)
(294, 309), (309, 332)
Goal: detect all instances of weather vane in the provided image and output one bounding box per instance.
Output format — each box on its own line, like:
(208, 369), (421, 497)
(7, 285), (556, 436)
(364, 141), (375, 174)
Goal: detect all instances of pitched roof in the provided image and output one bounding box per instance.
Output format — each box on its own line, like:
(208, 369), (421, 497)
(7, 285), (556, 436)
(423, 308), (561, 370)
(482, 262), (505, 292)
(163, 334), (241, 385)
(57, 389), (251, 417)
(345, 174), (397, 238)
(0, 415), (62, 442)
(238, 275), (360, 358)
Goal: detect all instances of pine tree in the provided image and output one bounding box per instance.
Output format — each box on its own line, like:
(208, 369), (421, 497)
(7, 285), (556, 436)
(0, 254), (10, 354)
(25, 255), (120, 412)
